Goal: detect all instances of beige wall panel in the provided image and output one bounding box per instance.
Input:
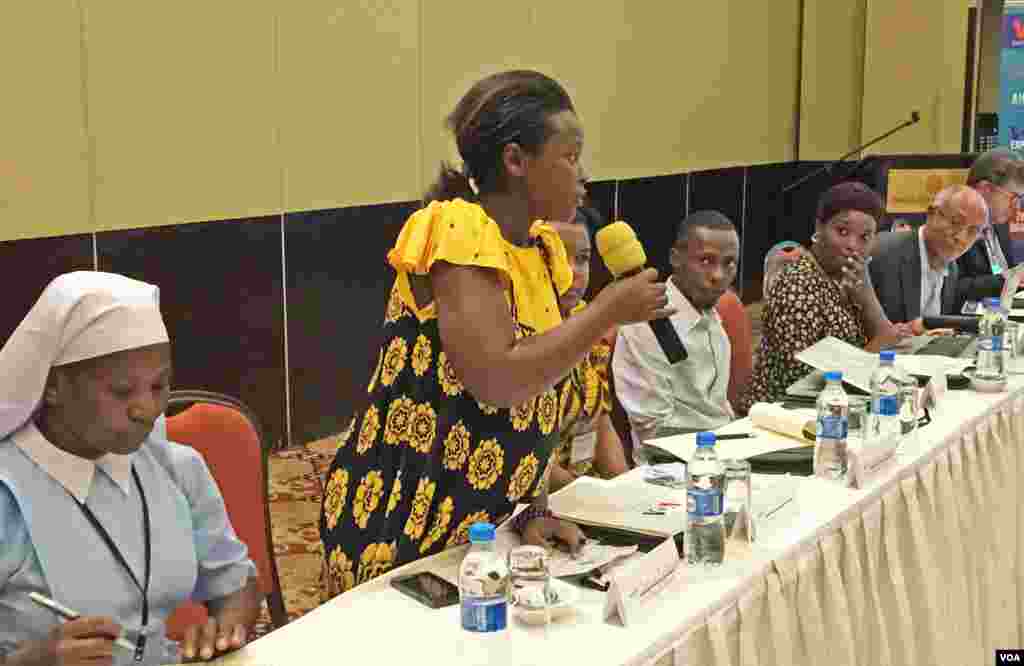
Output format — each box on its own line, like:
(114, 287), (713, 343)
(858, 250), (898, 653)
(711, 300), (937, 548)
(418, 1), (538, 194)
(83, 2), (279, 231)
(279, 0), (421, 210)
(420, 1), (801, 185)
(800, 0), (867, 160)
(499, 2), (629, 183)
(597, 2), (802, 177)
(0, 2), (90, 241)
(862, 0), (968, 155)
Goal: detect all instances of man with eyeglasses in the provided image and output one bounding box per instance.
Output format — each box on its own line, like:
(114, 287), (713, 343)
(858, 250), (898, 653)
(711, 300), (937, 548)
(870, 185), (988, 326)
(958, 148), (1024, 300)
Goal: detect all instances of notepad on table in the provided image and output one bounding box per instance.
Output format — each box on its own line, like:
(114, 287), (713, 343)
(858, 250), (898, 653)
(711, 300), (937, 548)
(548, 476), (685, 538)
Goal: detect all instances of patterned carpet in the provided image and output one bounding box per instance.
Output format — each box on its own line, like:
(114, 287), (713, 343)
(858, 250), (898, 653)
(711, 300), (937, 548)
(258, 434), (341, 633)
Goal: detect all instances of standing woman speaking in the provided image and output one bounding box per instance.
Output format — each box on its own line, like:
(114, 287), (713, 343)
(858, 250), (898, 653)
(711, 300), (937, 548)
(319, 70), (671, 598)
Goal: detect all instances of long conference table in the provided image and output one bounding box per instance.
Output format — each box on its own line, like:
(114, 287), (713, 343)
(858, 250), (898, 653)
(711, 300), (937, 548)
(205, 377), (1024, 665)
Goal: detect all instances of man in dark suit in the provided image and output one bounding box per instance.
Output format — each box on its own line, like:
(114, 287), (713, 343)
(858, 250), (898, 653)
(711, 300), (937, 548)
(870, 185), (988, 325)
(958, 149), (1024, 301)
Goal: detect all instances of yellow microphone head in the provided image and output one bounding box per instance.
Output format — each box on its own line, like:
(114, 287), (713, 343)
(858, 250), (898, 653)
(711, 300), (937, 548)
(595, 221), (647, 277)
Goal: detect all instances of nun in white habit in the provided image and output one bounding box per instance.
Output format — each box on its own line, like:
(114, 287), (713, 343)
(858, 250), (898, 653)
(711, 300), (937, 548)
(0, 272), (261, 666)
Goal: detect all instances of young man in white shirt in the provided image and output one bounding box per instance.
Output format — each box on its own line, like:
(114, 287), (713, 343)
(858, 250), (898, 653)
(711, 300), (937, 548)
(612, 210), (739, 465)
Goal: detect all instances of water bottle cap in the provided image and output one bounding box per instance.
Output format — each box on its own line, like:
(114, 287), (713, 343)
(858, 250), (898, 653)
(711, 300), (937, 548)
(984, 297), (1002, 309)
(468, 522), (495, 543)
(696, 431), (716, 447)
(879, 350), (895, 362)
(824, 370), (842, 382)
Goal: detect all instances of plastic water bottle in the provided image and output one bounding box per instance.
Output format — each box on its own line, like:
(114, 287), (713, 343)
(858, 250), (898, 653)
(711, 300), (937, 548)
(815, 371), (849, 481)
(458, 523), (508, 637)
(686, 432), (725, 566)
(869, 351), (901, 443)
(455, 523), (508, 661)
(977, 297), (1007, 381)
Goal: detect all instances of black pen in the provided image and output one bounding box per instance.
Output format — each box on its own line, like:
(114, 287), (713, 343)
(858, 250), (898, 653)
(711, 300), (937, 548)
(578, 576), (610, 592)
(714, 433), (756, 440)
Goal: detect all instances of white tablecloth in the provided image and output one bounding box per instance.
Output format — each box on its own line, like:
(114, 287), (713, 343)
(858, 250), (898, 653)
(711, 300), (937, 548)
(207, 380), (1024, 666)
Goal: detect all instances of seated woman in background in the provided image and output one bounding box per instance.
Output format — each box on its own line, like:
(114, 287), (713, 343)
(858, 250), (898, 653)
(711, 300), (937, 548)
(549, 206), (629, 492)
(738, 182), (909, 412)
(319, 70), (670, 599)
(0, 272), (260, 666)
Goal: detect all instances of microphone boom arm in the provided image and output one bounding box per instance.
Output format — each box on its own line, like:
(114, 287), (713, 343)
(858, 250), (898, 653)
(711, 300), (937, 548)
(780, 112), (921, 196)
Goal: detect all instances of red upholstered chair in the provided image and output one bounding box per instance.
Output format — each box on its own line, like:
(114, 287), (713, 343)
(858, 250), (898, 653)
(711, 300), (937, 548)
(715, 289), (753, 414)
(163, 390), (287, 638)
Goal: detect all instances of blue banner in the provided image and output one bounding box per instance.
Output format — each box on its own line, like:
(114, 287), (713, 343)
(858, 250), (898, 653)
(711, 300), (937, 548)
(1000, 11), (1024, 149)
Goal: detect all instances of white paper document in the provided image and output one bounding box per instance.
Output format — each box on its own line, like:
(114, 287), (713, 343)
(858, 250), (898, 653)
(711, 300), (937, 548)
(895, 353), (972, 377)
(795, 336), (878, 392)
(796, 336), (971, 393)
(548, 476), (685, 537)
(646, 414), (813, 464)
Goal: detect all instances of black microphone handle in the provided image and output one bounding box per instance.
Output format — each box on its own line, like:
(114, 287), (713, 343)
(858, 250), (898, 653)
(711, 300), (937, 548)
(605, 265), (687, 363)
(649, 317), (687, 363)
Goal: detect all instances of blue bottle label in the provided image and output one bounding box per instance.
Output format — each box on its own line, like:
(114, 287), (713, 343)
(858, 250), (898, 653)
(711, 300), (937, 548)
(460, 596), (507, 632)
(687, 488), (723, 518)
(873, 394), (899, 417)
(817, 415), (848, 439)
(982, 335), (1004, 352)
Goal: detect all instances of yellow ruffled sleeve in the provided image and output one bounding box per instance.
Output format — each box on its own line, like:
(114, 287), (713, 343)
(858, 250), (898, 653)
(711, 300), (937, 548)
(530, 221), (573, 296)
(387, 199), (512, 278)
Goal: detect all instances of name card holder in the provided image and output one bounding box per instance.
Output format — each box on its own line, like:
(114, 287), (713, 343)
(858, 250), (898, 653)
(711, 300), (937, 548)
(923, 372), (947, 409)
(603, 537), (679, 627)
(848, 434), (900, 489)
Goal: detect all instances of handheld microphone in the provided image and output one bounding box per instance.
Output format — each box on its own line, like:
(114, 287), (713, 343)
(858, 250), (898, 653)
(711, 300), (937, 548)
(595, 221), (687, 364)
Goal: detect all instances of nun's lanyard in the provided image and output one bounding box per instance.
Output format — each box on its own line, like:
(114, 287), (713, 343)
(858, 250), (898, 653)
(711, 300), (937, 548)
(67, 466), (152, 662)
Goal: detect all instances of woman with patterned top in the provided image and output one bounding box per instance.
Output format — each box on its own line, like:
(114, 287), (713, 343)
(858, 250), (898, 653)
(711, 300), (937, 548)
(318, 70), (673, 599)
(549, 206), (628, 492)
(738, 182), (910, 412)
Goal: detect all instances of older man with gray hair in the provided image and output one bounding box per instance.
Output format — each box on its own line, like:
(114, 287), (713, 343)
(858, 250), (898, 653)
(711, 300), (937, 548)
(869, 184), (988, 327)
(958, 149), (1024, 300)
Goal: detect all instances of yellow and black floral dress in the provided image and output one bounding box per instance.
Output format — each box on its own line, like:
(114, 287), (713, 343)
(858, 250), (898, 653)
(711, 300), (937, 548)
(319, 198), (572, 599)
(552, 302), (614, 478)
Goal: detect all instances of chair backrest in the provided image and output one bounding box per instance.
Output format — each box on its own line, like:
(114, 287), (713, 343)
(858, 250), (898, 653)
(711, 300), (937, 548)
(715, 289), (753, 414)
(763, 242), (805, 299)
(163, 390), (287, 635)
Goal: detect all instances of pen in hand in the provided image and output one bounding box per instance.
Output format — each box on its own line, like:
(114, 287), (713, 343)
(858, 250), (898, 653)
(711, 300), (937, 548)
(29, 592), (137, 653)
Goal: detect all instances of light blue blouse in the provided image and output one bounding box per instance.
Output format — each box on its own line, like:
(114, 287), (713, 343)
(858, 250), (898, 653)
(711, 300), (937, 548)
(0, 417), (256, 664)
